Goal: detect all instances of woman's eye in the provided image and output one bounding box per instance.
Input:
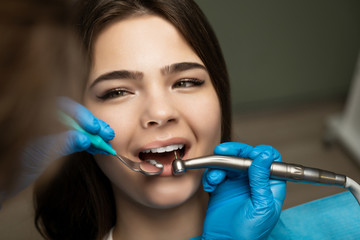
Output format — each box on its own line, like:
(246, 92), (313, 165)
(173, 78), (205, 89)
(97, 88), (132, 100)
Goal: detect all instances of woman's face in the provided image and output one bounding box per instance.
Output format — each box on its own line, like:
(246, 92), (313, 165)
(84, 15), (221, 208)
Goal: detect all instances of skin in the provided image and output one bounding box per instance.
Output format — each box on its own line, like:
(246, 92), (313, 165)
(84, 15), (222, 239)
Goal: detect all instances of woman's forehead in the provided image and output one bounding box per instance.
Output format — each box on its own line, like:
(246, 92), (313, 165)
(90, 15), (203, 80)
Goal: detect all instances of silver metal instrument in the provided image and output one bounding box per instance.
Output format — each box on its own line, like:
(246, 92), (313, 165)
(114, 154), (163, 176)
(172, 155), (360, 204)
(172, 155), (345, 186)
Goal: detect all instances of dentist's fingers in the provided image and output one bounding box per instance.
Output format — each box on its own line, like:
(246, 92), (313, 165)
(54, 130), (112, 156)
(203, 142), (254, 192)
(248, 145), (286, 206)
(58, 130), (91, 155)
(97, 119), (115, 142)
(202, 169), (227, 192)
(58, 97), (115, 143)
(214, 142), (253, 158)
(248, 145), (281, 163)
(248, 147), (274, 208)
(214, 142), (254, 179)
(57, 97), (100, 134)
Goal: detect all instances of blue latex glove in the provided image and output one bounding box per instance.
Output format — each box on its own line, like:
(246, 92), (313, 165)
(55, 97), (115, 155)
(201, 142), (286, 240)
(11, 97), (115, 196)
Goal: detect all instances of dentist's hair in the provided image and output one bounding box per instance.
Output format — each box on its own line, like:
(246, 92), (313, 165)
(0, 0), (83, 193)
(34, 1), (231, 239)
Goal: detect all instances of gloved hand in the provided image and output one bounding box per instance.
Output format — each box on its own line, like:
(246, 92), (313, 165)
(201, 142), (286, 240)
(54, 96), (115, 156)
(13, 97), (115, 195)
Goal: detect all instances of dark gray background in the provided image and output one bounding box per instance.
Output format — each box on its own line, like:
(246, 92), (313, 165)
(195, 0), (360, 113)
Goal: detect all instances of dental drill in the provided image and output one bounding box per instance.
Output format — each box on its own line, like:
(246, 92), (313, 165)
(172, 155), (360, 205)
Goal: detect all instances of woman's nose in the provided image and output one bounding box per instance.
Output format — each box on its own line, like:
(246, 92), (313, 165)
(140, 93), (178, 129)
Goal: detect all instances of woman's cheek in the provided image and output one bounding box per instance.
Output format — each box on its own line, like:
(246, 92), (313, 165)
(188, 92), (222, 143)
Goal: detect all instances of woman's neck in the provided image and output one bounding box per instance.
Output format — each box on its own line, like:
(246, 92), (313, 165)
(112, 188), (208, 240)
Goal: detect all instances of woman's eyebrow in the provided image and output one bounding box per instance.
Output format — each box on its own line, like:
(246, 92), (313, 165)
(89, 62), (206, 88)
(161, 62), (207, 75)
(90, 70), (143, 88)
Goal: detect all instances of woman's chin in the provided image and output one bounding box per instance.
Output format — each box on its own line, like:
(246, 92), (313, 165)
(141, 174), (202, 209)
(142, 193), (194, 210)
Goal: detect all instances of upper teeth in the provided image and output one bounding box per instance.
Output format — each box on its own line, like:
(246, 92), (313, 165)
(142, 144), (184, 154)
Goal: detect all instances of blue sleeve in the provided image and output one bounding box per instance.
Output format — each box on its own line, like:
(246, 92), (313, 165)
(269, 191), (360, 240)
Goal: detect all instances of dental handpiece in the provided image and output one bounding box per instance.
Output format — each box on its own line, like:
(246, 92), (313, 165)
(172, 155), (360, 205)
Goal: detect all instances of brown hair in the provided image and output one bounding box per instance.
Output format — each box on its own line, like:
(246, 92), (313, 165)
(0, 0), (84, 193)
(34, 1), (231, 239)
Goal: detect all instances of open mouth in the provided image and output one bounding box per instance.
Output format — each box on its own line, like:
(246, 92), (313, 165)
(139, 144), (186, 164)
